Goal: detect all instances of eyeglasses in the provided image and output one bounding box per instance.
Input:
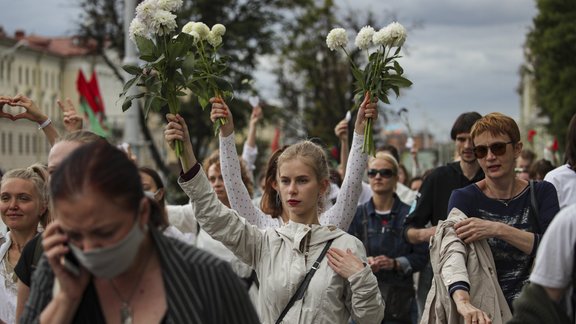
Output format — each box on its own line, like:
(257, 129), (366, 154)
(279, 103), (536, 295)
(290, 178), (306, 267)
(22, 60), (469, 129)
(367, 168), (396, 178)
(473, 141), (514, 159)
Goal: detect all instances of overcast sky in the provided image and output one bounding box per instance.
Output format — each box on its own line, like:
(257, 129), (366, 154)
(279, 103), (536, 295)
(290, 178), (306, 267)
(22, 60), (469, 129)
(0, 0), (538, 141)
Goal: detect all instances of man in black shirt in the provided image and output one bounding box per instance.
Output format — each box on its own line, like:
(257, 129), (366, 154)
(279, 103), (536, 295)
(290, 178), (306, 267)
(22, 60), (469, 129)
(404, 112), (484, 244)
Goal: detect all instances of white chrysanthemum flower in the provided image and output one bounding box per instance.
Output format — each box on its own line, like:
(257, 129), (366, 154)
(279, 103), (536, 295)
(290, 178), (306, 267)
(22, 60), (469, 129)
(372, 26), (392, 46)
(189, 31), (200, 43)
(326, 28), (348, 51)
(211, 24), (226, 36)
(149, 10), (178, 36)
(192, 22), (210, 40)
(207, 31), (223, 47)
(157, 0), (183, 12)
(354, 26), (374, 50)
(387, 22), (407, 47)
(182, 21), (195, 34)
(129, 18), (149, 43)
(135, 0), (158, 23)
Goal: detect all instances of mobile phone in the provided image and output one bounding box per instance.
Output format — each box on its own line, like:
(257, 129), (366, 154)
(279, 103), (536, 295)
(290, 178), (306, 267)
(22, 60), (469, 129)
(62, 248), (80, 277)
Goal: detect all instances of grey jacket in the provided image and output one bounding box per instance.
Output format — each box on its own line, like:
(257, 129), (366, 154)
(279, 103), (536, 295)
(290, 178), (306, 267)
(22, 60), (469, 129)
(179, 168), (385, 324)
(421, 208), (512, 324)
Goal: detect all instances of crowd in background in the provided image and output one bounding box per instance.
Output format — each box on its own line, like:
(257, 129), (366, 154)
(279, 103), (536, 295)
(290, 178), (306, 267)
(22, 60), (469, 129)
(0, 93), (575, 324)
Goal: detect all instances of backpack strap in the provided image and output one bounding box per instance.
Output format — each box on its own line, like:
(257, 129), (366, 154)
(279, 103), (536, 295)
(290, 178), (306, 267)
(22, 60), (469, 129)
(275, 239), (334, 324)
(32, 235), (44, 269)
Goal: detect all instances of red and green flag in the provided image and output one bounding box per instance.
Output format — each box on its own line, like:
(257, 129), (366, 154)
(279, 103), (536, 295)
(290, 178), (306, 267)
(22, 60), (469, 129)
(76, 70), (108, 137)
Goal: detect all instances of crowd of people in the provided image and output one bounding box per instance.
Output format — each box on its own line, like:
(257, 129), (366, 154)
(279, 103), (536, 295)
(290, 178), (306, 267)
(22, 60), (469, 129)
(0, 91), (575, 324)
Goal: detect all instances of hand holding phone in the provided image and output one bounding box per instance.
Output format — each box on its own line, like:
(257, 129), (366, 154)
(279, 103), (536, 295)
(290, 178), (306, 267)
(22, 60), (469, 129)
(61, 248), (80, 277)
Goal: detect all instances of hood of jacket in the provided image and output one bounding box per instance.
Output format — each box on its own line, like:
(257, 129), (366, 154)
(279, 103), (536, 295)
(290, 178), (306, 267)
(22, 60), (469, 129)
(275, 221), (347, 251)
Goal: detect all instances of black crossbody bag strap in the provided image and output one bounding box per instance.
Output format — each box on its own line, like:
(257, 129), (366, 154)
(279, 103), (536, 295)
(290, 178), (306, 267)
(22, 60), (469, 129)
(275, 239), (335, 324)
(529, 180), (541, 234)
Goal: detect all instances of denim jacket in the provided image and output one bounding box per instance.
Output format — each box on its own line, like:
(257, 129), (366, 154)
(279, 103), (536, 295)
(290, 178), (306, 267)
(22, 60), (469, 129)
(348, 195), (429, 287)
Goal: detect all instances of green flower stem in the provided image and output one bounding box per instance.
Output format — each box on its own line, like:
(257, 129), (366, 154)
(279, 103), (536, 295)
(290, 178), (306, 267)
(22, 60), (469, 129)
(363, 117), (375, 156)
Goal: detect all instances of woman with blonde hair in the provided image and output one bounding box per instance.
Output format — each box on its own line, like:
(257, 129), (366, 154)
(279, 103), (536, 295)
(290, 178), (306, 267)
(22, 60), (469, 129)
(0, 164), (50, 323)
(349, 152), (428, 323)
(164, 95), (384, 323)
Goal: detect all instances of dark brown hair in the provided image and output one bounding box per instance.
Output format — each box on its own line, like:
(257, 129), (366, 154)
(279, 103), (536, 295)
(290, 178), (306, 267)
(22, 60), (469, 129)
(50, 141), (161, 225)
(139, 167), (168, 230)
(260, 146), (288, 218)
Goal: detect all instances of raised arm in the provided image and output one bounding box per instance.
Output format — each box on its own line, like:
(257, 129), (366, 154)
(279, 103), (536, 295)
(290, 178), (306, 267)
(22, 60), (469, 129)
(334, 117), (349, 178)
(211, 98), (280, 228)
(241, 105), (262, 173)
(165, 113), (264, 267)
(8, 95), (60, 146)
(57, 98), (83, 133)
(321, 95), (377, 230)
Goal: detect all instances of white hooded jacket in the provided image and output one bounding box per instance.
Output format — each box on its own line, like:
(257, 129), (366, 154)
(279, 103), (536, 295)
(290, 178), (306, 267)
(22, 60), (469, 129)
(179, 168), (384, 324)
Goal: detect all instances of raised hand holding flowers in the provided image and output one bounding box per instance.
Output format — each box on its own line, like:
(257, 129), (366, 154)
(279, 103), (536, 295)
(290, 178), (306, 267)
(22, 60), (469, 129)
(327, 22), (412, 155)
(121, 0), (232, 159)
(182, 21), (232, 135)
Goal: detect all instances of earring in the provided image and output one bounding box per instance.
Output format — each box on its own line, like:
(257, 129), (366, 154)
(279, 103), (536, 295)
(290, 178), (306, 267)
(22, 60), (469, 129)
(275, 192), (281, 207)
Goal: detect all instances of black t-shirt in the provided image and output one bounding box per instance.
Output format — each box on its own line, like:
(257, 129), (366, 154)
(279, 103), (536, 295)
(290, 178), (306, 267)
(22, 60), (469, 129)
(14, 233), (42, 287)
(404, 161), (484, 228)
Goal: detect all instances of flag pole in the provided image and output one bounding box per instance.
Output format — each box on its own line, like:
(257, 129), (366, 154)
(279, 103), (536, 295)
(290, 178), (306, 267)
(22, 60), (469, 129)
(122, 0), (141, 159)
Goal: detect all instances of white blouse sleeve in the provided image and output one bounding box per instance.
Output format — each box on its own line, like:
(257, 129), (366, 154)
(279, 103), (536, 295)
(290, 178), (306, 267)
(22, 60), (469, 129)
(220, 133), (281, 229)
(320, 132), (367, 230)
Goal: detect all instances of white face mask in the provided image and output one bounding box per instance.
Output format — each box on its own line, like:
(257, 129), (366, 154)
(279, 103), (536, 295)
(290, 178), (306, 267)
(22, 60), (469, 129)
(144, 190), (160, 200)
(69, 219), (146, 279)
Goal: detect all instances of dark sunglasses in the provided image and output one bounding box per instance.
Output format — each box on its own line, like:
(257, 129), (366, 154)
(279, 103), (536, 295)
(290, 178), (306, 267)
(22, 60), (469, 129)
(473, 141), (514, 159)
(367, 168), (396, 178)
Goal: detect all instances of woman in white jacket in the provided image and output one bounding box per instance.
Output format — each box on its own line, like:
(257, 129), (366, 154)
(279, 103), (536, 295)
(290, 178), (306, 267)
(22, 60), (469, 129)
(211, 97), (368, 231)
(164, 96), (384, 324)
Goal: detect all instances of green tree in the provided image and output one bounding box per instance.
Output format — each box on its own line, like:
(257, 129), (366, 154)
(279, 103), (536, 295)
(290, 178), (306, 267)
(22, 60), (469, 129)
(75, 0), (307, 165)
(527, 0), (576, 150)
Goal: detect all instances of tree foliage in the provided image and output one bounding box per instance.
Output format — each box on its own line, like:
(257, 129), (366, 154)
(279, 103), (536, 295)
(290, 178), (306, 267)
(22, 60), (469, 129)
(75, 0), (307, 163)
(527, 0), (576, 150)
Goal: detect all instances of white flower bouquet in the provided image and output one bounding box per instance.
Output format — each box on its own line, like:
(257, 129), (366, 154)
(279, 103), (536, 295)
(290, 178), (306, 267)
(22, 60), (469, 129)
(326, 22), (412, 155)
(121, 0), (232, 157)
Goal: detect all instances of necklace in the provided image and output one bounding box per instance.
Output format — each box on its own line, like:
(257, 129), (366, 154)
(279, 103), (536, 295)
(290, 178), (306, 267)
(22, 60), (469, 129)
(109, 251), (153, 324)
(485, 180), (516, 206)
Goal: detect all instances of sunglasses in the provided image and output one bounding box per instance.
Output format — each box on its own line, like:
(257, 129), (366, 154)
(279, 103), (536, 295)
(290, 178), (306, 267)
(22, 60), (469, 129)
(473, 141), (514, 159)
(367, 168), (396, 178)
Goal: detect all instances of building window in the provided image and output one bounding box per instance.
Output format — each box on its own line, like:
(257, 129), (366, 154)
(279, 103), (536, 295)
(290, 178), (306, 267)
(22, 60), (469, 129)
(18, 134), (23, 154)
(8, 133), (13, 154)
(18, 66), (22, 84)
(32, 134), (37, 154)
(25, 134), (30, 154)
(1, 132), (5, 154)
(25, 67), (29, 85)
(45, 71), (48, 88)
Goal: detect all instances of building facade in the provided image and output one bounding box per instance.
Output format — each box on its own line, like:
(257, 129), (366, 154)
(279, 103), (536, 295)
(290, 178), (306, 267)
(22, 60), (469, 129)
(0, 29), (167, 172)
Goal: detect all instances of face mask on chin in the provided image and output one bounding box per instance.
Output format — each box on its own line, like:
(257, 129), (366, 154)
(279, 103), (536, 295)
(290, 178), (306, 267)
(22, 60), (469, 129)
(69, 218), (147, 279)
